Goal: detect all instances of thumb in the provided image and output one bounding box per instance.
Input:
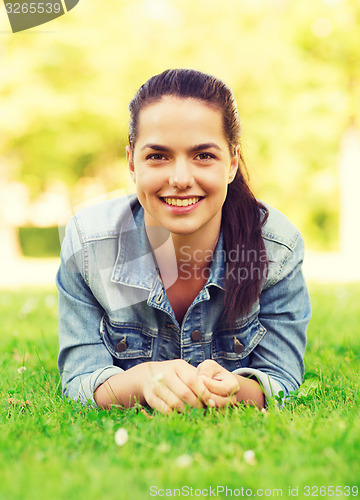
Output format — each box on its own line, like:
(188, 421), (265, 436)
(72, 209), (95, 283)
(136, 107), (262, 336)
(202, 377), (232, 397)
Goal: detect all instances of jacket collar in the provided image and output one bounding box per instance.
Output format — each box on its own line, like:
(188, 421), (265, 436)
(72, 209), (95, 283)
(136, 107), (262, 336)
(111, 200), (225, 291)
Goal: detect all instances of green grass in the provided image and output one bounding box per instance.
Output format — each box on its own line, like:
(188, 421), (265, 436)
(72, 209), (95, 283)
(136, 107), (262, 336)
(0, 284), (359, 500)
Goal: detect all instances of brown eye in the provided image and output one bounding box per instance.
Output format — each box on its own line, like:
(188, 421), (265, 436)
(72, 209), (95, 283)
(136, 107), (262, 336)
(146, 154), (167, 160)
(195, 153), (215, 160)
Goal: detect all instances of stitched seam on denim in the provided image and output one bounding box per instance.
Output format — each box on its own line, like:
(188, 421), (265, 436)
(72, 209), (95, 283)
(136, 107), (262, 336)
(262, 230), (300, 252)
(73, 216), (89, 285)
(85, 233), (120, 243)
(212, 322), (267, 360)
(103, 317), (158, 337)
(263, 232), (302, 288)
(182, 337), (212, 347)
(100, 314), (154, 358)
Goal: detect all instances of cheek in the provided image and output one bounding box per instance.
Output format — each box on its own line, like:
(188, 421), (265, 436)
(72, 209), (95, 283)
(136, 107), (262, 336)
(202, 170), (230, 192)
(135, 171), (162, 194)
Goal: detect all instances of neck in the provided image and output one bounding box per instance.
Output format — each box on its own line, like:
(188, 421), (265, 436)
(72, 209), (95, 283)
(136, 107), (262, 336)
(146, 223), (220, 288)
(172, 231), (219, 268)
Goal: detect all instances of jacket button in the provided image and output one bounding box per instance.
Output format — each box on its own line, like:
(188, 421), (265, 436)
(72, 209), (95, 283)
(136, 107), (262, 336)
(233, 337), (245, 354)
(116, 337), (127, 352)
(191, 330), (202, 342)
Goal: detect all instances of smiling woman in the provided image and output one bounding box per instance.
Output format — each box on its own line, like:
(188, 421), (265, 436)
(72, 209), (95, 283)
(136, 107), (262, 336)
(56, 69), (312, 415)
(127, 97), (237, 245)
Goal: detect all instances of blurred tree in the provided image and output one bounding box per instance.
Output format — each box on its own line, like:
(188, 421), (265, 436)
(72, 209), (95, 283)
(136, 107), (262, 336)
(285, 0), (360, 249)
(0, 161), (23, 262)
(0, 0), (359, 251)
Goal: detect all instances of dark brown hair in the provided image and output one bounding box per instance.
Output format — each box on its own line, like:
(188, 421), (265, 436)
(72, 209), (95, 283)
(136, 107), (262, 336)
(128, 68), (268, 325)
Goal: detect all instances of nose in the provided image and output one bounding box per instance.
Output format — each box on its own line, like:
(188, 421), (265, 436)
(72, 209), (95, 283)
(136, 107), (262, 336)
(168, 159), (194, 190)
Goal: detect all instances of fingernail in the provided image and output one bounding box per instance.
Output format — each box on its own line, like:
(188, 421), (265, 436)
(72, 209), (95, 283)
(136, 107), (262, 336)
(208, 399), (215, 407)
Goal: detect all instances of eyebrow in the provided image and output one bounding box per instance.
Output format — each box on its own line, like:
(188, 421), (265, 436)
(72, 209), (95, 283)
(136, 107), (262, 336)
(141, 143), (222, 152)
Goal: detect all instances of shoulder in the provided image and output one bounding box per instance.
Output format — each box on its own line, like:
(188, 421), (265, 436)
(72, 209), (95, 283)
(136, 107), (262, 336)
(60, 194), (141, 264)
(260, 201), (302, 252)
(259, 201), (305, 288)
(69, 193), (140, 243)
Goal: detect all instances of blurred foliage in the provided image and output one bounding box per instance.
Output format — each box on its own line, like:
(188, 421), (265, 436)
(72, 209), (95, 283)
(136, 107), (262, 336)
(18, 226), (60, 257)
(1, 0), (360, 250)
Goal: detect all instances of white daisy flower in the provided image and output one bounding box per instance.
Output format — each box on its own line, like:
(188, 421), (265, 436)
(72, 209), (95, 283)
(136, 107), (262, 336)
(175, 454), (193, 468)
(243, 449), (257, 465)
(114, 428), (128, 446)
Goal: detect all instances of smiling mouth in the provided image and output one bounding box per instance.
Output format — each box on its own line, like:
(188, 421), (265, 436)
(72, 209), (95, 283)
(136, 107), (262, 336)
(162, 197), (203, 207)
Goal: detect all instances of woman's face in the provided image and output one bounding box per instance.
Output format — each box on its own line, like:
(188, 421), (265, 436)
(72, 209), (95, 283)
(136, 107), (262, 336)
(127, 96), (239, 241)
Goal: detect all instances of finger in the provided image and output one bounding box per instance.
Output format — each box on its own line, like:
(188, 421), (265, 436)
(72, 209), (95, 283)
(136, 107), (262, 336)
(207, 393), (238, 408)
(147, 383), (189, 413)
(197, 359), (220, 378)
(151, 395), (174, 415)
(148, 361), (204, 410)
(155, 383), (191, 412)
(202, 376), (239, 397)
(144, 373), (184, 413)
(152, 376), (192, 411)
(164, 376), (205, 409)
(143, 390), (174, 415)
(173, 364), (210, 406)
(181, 374), (213, 405)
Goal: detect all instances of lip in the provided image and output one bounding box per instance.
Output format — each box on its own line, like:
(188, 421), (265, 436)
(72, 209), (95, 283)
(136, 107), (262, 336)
(160, 196), (205, 214)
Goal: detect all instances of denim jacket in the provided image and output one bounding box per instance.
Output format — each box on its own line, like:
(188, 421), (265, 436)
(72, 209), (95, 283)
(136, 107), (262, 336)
(56, 194), (311, 405)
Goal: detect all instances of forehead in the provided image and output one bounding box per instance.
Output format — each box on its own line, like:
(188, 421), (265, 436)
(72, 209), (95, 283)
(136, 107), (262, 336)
(136, 96), (226, 144)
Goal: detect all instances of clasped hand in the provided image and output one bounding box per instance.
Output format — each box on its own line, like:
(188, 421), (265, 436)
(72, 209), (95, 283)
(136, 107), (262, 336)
(142, 359), (241, 414)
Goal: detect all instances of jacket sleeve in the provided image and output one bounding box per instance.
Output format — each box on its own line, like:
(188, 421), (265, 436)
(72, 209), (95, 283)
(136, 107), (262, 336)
(233, 233), (311, 401)
(56, 216), (123, 404)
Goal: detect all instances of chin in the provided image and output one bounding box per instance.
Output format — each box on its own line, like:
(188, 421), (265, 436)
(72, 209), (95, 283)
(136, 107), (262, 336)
(168, 225), (200, 236)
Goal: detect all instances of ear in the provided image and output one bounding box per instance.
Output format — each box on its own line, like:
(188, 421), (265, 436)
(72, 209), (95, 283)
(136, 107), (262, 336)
(126, 145), (136, 182)
(228, 144), (240, 184)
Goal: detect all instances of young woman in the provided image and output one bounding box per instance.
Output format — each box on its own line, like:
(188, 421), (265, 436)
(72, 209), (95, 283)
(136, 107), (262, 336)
(57, 69), (311, 414)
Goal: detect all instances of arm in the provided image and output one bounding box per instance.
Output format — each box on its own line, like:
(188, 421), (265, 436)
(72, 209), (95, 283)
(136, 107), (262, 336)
(197, 359), (265, 409)
(94, 359), (215, 414)
(234, 375), (265, 407)
(197, 234), (311, 407)
(234, 234), (312, 400)
(58, 218), (214, 412)
(57, 217), (123, 404)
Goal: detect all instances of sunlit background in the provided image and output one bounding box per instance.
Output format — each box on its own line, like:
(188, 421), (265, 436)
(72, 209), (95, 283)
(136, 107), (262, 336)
(1, 0), (359, 286)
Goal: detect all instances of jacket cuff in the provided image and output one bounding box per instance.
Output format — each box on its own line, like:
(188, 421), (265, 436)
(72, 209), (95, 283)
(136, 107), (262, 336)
(232, 368), (284, 402)
(78, 366), (124, 405)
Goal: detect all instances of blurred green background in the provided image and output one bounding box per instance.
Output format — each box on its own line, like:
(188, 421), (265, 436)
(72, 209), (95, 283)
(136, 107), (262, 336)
(1, 0), (360, 258)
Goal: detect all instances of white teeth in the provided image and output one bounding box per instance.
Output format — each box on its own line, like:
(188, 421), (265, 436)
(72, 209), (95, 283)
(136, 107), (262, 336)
(163, 197), (200, 207)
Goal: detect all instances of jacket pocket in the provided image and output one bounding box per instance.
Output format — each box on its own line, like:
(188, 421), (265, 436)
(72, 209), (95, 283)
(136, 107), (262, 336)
(211, 316), (267, 371)
(100, 314), (155, 370)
